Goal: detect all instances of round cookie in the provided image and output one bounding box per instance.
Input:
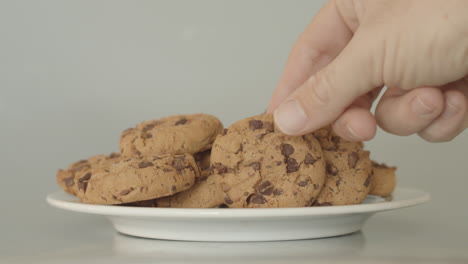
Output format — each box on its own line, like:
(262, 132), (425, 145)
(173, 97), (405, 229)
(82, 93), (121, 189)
(156, 114), (327, 208)
(369, 161), (397, 197)
(312, 149), (372, 206)
(211, 114), (326, 208)
(75, 154), (199, 205)
(56, 153), (120, 195)
(119, 114), (223, 157)
(126, 150), (219, 208)
(312, 126), (372, 206)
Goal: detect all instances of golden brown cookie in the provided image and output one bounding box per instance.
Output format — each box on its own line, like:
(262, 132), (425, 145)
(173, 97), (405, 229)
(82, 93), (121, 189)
(311, 126), (373, 206)
(156, 173), (225, 208)
(369, 161), (397, 197)
(154, 149), (223, 208)
(313, 149), (372, 206)
(123, 150), (216, 208)
(153, 115), (327, 208)
(119, 114), (223, 157)
(75, 154), (199, 205)
(56, 153), (120, 195)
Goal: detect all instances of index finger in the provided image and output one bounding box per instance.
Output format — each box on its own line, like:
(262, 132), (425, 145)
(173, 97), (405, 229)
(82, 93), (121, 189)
(267, 0), (354, 112)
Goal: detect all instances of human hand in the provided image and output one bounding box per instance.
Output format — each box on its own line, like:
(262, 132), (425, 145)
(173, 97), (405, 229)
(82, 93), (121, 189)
(268, 0), (468, 142)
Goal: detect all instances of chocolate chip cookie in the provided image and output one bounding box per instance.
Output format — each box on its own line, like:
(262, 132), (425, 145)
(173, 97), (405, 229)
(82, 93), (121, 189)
(313, 149), (372, 206)
(311, 126), (373, 206)
(210, 114), (326, 208)
(119, 114), (223, 157)
(369, 161), (397, 197)
(75, 154), (199, 205)
(56, 153), (120, 195)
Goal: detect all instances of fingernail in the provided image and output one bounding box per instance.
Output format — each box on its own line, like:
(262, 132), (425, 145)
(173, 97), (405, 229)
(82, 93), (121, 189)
(274, 100), (308, 135)
(441, 98), (460, 119)
(412, 96), (434, 115)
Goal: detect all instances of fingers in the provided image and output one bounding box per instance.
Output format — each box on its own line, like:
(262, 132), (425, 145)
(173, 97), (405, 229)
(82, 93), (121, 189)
(267, 0), (354, 113)
(274, 30), (383, 135)
(418, 89), (467, 142)
(332, 106), (377, 141)
(331, 88), (383, 141)
(375, 87), (445, 136)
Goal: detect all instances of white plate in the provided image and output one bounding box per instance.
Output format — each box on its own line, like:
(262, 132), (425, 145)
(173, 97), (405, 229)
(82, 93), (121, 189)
(47, 187), (429, 242)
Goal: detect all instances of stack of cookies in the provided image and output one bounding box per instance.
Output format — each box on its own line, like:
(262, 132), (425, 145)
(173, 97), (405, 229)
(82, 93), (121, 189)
(56, 113), (396, 208)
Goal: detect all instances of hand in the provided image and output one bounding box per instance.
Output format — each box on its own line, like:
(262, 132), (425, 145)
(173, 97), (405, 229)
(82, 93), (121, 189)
(268, 0), (468, 142)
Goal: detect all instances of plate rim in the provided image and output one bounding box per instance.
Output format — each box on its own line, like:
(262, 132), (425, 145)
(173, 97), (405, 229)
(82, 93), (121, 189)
(46, 187), (430, 218)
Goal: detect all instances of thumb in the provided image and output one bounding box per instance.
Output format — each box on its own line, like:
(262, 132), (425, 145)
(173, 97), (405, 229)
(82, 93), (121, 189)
(273, 32), (383, 135)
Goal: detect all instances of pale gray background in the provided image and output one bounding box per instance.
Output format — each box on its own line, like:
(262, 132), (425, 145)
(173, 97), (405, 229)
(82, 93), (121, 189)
(1, 1), (467, 263)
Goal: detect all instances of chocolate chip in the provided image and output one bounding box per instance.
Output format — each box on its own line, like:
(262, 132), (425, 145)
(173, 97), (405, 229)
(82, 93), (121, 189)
(143, 123), (156, 131)
(70, 164), (90, 173)
(297, 180), (309, 187)
(62, 176), (74, 187)
(224, 196), (233, 205)
(120, 187), (134, 196)
(163, 168), (172, 172)
(212, 163), (228, 174)
(249, 194), (267, 204)
(249, 120), (263, 130)
(313, 184), (320, 190)
(77, 172), (92, 191)
(286, 158), (299, 173)
(146, 133), (152, 138)
(175, 118), (188, 125)
(273, 188), (283, 196)
(221, 183), (231, 192)
(348, 152), (359, 169)
(304, 153), (317, 165)
(281, 144), (295, 157)
(171, 185), (177, 191)
(198, 175), (208, 182)
(336, 176), (343, 187)
(326, 163), (338, 176)
(222, 128), (228, 135)
(173, 156), (186, 172)
(364, 175), (371, 187)
(249, 162), (261, 171)
(138, 161), (154, 168)
(276, 161), (282, 166)
(109, 153), (120, 159)
(257, 181), (274, 195)
(263, 122), (274, 132)
(332, 135), (341, 145)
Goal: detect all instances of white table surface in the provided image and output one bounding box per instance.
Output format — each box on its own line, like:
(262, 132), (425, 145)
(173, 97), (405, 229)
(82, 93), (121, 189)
(2, 194), (467, 264)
